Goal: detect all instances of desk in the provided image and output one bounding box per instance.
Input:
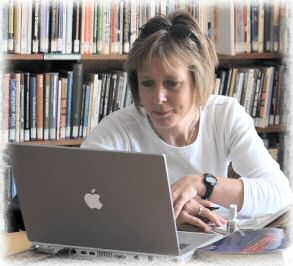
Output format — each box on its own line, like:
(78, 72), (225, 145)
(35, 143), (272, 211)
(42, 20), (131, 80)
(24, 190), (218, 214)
(2, 212), (292, 266)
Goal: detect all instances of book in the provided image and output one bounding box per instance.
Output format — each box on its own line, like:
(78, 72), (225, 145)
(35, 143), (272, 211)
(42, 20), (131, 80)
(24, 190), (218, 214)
(197, 227), (291, 254)
(71, 63), (83, 139)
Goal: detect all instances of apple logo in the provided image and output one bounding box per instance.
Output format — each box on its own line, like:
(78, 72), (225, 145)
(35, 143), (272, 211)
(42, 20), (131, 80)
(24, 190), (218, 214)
(84, 189), (103, 210)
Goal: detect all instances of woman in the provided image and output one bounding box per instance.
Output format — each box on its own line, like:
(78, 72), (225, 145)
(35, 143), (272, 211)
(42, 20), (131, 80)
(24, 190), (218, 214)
(81, 10), (292, 232)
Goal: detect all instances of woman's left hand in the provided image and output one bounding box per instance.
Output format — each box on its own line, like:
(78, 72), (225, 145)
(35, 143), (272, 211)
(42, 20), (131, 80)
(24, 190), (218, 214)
(171, 175), (205, 218)
(176, 197), (226, 232)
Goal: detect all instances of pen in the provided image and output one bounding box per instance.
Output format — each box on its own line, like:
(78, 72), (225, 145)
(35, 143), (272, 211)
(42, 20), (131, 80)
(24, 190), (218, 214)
(206, 206), (220, 211)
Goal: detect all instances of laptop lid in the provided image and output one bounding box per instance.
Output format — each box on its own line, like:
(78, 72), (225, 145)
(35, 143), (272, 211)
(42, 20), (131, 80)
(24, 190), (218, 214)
(8, 143), (180, 256)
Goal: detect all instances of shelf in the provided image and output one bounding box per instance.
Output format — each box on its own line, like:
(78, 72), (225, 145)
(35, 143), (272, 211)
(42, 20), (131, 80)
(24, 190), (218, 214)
(4, 52), (282, 61)
(15, 125), (284, 146)
(256, 125), (285, 134)
(4, 54), (44, 60)
(218, 52), (282, 60)
(18, 139), (84, 146)
(82, 54), (128, 60)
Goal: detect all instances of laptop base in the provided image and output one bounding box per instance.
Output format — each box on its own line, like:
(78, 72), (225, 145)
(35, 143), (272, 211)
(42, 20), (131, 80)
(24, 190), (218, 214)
(31, 242), (193, 263)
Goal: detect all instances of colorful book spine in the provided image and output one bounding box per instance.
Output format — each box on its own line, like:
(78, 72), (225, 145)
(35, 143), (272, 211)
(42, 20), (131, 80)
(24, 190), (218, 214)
(9, 76), (16, 142)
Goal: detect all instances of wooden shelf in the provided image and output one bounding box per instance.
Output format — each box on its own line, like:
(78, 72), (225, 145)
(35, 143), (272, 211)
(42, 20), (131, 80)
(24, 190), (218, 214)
(19, 139), (84, 146)
(218, 52), (282, 60)
(4, 54), (44, 60)
(15, 125), (284, 147)
(82, 54), (128, 60)
(256, 125), (285, 134)
(4, 52), (282, 61)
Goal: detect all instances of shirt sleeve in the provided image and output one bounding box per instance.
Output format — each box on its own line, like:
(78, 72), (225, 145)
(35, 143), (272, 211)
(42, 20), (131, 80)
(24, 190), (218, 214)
(80, 115), (131, 151)
(224, 100), (293, 217)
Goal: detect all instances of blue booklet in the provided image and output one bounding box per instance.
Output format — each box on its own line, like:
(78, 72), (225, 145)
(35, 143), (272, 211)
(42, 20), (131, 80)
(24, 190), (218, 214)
(198, 227), (291, 254)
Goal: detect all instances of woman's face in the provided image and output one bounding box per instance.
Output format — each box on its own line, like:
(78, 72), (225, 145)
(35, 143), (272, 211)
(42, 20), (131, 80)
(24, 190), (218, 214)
(137, 57), (196, 130)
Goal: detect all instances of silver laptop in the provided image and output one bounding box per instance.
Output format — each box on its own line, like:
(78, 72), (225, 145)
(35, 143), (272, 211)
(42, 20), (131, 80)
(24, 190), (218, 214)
(8, 143), (224, 262)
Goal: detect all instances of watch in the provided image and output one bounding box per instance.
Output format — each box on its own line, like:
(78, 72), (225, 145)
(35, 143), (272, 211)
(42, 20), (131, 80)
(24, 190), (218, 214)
(202, 173), (217, 200)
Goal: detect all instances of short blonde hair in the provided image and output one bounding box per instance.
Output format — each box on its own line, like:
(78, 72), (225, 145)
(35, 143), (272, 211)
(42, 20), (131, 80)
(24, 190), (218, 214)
(126, 10), (218, 111)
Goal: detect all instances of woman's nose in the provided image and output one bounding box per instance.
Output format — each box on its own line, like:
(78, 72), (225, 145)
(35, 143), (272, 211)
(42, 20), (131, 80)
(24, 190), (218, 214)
(153, 86), (167, 104)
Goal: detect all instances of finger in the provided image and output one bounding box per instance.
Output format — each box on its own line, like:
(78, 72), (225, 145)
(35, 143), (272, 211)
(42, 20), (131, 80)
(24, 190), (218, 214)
(173, 198), (186, 219)
(183, 213), (212, 233)
(193, 196), (214, 207)
(199, 208), (225, 227)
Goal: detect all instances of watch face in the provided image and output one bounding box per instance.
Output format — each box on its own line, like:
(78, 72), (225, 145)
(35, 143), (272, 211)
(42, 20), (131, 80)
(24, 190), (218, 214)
(206, 175), (217, 185)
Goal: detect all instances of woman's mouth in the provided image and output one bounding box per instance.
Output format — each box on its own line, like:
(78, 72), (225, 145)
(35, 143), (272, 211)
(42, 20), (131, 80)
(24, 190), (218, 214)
(152, 110), (173, 118)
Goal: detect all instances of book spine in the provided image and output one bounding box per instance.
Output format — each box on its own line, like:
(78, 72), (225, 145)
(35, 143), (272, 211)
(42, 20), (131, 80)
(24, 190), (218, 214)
(92, 0), (98, 54)
(111, 0), (118, 54)
(32, 0), (40, 53)
(102, 2), (111, 54)
(51, 0), (59, 53)
(65, 71), (73, 139)
(15, 73), (21, 142)
(72, 0), (81, 53)
(8, 0), (14, 53)
(3, 74), (11, 143)
(60, 78), (68, 140)
(71, 63), (83, 139)
(29, 75), (37, 140)
(272, 0), (280, 52)
(83, 84), (91, 138)
(90, 74), (101, 130)
(57, 0), (64, 53)
(49, 73), (59, 140)
(61, 0), (67, 54)
(27, 0), (33, 54)
(24, 73), (30, 141)
(257, 0), (265, 53)
(79, 84), (86, 137)
(36, 73), (44, 140)
(14, 0), (21, 54)
(19, 73), (25, 142)
(43, 73), (50, 140)
(1, 4), (9, 53)
(65, 0), (73, 54)
(97, 1), (104, 53)
(9, 76), (16, 142)
(83, 0), (91, 54)
(122, 0), (130, 53)
(39, 0), (49, 53)
(251, 4), (258, 52)
(118, 0), (124, 55)
(130, 0), (137, 49)
(56, 79), (62, 140)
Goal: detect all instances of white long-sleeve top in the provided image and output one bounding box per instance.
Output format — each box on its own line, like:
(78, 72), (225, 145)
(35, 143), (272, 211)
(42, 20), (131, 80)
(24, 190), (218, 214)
(81, 95), (293, 217)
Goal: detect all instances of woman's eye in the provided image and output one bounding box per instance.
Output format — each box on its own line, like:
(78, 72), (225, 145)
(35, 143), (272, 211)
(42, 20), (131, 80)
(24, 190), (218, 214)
(141, 80), (154, 87)
(164, 80), (179, 88)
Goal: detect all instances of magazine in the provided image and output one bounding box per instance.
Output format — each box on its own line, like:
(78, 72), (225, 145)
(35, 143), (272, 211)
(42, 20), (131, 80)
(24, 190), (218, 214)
(197, 227), (291, 254)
